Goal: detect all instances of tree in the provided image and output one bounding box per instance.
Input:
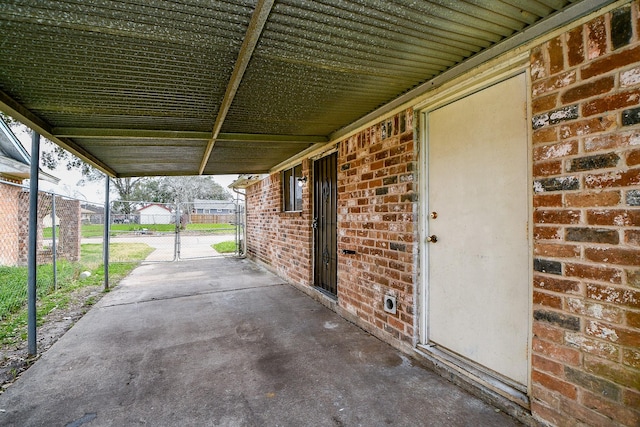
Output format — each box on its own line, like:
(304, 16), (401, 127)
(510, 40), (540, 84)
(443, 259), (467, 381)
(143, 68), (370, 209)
(131, 176), (232, 203)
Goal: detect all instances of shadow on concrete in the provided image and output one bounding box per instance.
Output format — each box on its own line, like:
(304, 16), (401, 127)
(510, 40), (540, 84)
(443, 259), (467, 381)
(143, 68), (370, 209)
(0, 258), (521, 426)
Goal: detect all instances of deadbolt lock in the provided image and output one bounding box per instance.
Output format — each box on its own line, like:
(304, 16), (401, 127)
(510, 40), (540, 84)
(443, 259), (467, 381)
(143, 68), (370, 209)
(427, 235), (438, 243)
(430, 212), (438, 219)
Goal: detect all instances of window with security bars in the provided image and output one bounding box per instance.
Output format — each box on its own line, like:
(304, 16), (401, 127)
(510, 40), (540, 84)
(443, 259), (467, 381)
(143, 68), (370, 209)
(282, 164), (302, 212)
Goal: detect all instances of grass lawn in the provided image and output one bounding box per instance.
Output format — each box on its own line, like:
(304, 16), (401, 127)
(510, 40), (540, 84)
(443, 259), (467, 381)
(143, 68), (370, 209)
(0, 243), (153, 346)
(212, 241), (237, 254)
(44, 223), (236, 238)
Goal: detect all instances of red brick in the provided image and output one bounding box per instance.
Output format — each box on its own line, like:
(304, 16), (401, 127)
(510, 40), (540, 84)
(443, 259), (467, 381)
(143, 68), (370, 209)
(586, 209), (640, 226)
(533, 321), (565, 343)
(559, 396), (622, 427)
(533, 337), (581, 366)
(533, 140), (578, 161)
(585, 247), (640, 266)
(582, 44), (640, 79)
(532, 384), (561, 410)
(585, 130), (640, 152)
(534, 226), (561, 240)
(627, 149), (640, 167)
(567, 26), (585, 66)
(587, 283), (640, 309)
(565, 262), (622, 284)
(549, 36), (564, 75)
(531, 401), (573, 427)
(627, 311), (640, 328)
(530, 46), (547, 81)
(534, 243), (580, 258)
(532, 127), (558, 144)
(534, 209), (581, 225)
(532, 369), (578, 399)
(624, 388), (640, 408)
(586, 16), (607, 60)
(532, 71), (577, 97)
(533, 161), (562, 178)
(569, 298), (624, 324)
(564, 191), (621, 207)
(532, 93), (558, 114)
(586, 320), (640, 351)
(533, 193), (562, 207)
(534, 290), (563, 309)
(562, 76), (615, 104)
(532, 354), (564, 376)
(564, 331), (620, 361)
(534, 275), (581, 294)
(582, 88), (640, 117)
(581, 391), (639, 427)
(559, 115), (617, 140)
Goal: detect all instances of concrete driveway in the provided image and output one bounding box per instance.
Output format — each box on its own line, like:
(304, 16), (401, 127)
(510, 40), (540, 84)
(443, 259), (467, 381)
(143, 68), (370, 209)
(0, 258), (521, 426)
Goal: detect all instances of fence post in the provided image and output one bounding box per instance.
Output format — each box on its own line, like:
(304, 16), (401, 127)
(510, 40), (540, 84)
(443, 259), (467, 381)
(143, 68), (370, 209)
(174, 202), (180, 261)
(103, 176), (110, 290)
(51, 193), (57, 291)
(27, 131), (40, 356)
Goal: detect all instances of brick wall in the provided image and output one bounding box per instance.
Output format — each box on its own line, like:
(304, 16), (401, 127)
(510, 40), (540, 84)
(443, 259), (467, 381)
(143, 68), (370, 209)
(245, 110), (417, 346)
(14, 193), (82, 266)
(336, 109), (417, 346)
(530, 2), (640, 426)
(246, 160), (313, 286)
(0, 181), (22, 266)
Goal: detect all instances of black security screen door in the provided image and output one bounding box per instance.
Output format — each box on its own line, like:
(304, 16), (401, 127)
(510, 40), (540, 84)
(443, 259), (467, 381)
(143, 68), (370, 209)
(313, 153), (337, 296)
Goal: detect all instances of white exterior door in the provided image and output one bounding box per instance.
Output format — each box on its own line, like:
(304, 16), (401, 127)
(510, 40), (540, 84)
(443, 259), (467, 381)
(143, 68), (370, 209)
(425, 74), (530, 386)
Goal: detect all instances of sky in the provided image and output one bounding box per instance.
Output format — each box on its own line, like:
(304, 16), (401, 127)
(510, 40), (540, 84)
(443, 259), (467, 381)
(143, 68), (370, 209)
(11, 125), (238, 204)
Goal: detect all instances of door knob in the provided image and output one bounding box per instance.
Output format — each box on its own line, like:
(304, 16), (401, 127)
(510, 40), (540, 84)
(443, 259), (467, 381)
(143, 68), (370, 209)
(427, 235), (438, 243)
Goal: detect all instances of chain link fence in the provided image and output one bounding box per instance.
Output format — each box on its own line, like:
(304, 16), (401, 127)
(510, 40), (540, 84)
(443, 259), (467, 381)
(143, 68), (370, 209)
(0, 180), (242, 331)
(107, 200), (239, 262)
(0, 178), (105, 325)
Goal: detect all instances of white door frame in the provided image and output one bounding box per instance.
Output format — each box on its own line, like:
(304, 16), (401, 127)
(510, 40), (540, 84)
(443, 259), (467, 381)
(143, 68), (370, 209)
(417, 60), (534, 400)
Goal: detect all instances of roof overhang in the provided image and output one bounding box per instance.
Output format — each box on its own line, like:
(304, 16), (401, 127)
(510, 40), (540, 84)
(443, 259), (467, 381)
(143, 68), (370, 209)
(0, 0), (618, 178)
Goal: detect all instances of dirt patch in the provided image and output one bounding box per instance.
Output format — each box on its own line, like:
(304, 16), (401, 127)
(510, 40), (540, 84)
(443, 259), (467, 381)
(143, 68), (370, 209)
(0, 285), (106, 393)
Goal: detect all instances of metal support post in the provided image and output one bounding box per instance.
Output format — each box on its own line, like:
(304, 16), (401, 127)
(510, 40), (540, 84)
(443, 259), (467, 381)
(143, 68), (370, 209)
(103, 176), (110, 290)
(51, 194), (57, 291)
(174, 202), (180, 261)
(27, 131), (40, 356)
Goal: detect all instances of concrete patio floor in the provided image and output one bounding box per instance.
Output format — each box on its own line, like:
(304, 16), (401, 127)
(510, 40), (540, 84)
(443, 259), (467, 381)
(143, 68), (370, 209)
(0, 258), (522, 426)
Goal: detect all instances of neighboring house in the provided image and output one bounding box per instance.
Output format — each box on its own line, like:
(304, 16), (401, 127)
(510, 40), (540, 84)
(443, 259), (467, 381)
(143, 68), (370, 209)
(80, 203), (104, 225)
(137, 203), (173, 225)
(0, 117), (69, 266)
(192, 199), (236, 214)
(237, 4), (640, 426)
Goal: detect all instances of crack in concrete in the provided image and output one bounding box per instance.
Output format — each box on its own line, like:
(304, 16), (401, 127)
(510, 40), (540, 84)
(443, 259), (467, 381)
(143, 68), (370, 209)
(99, 283), (288, 308)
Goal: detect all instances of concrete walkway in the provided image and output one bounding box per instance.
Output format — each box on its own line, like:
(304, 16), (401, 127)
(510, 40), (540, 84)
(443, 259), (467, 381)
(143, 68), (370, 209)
(0, 258), (521, 426)
(84, 232), (235, 261)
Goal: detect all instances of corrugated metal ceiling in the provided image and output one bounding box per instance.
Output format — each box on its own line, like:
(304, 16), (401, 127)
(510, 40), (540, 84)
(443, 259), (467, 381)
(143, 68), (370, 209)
(0, 0), (607, 177)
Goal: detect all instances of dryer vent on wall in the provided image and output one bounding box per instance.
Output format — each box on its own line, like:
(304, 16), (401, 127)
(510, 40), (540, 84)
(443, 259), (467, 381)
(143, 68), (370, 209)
(383, 295), (397, 315)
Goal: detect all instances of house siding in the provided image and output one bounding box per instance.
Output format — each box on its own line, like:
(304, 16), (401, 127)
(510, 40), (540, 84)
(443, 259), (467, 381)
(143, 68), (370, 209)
(530, 3), (640, 426)
(245, 2), (640, 425)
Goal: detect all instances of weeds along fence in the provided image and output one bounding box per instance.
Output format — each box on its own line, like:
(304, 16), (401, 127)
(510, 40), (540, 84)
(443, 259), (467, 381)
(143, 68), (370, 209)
(0, 181), (244, 326)
(0, 178), (105, 322)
